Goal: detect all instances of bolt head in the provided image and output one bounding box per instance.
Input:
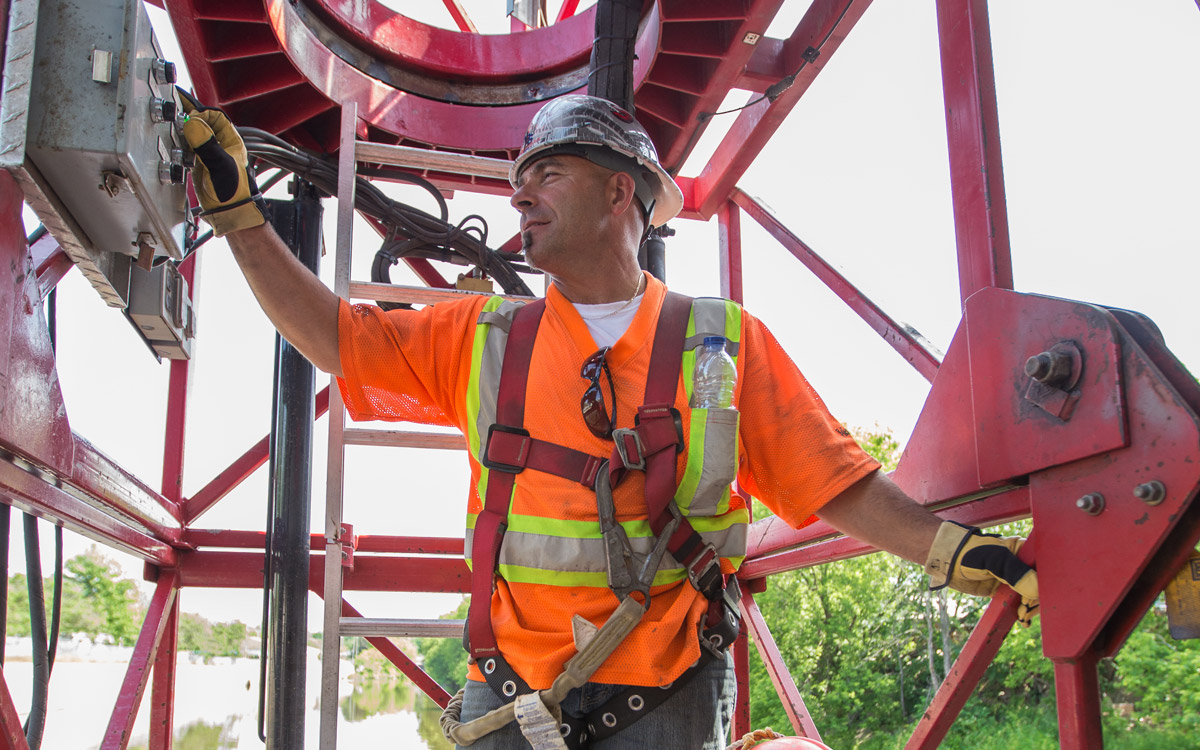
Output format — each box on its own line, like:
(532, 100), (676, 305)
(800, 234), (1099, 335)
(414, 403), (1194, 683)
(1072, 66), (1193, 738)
(1076, 492), (1105, 515)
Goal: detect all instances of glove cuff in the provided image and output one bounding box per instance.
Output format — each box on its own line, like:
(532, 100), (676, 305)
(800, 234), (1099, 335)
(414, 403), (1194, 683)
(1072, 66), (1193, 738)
(924, 520), (976, 590)
(203, 196), (267, 237)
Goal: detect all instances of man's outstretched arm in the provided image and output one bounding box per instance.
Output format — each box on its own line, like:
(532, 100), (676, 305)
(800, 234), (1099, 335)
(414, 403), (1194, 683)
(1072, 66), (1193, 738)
(226, 224), (342, 377)
(815, 470), (941, 564)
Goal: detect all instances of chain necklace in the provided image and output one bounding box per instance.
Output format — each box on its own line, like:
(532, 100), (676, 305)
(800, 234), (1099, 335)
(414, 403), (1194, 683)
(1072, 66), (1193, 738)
(580, 274), (645, 320)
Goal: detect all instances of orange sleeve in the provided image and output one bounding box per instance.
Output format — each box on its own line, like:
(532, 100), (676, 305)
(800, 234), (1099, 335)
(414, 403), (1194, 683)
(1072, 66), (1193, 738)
(736, 311), (880, 527)
(335, 296), (488, 427)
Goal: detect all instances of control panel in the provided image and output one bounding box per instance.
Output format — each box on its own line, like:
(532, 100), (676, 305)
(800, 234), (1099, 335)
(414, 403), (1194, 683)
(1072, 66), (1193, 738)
(0, 0), (196, 359)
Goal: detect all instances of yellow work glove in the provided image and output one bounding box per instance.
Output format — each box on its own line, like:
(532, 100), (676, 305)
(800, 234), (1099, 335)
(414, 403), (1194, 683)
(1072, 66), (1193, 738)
(177, 87), (266, 236)
(925, 520), (1040, 626)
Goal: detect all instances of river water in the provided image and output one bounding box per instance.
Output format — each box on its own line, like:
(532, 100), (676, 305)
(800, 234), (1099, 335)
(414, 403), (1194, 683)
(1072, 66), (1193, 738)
(3, 640), (451, 749)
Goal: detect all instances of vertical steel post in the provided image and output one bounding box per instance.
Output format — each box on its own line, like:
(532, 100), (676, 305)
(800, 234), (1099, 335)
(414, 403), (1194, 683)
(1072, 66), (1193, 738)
(935, 0), (1014, 304)
(263, 183), (322, 749)
(717, 200), (743, 303)
(1053, 651), (1105, 750)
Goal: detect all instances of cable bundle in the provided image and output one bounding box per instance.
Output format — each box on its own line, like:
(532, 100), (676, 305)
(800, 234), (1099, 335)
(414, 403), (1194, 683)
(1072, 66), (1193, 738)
(239, 128), (534, 301)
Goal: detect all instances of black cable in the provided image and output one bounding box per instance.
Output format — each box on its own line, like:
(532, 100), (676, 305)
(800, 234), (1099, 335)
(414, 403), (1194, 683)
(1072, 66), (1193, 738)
(0, 504), (9, 666)
(257, 331), (282, 744)
(237, 127), (534, 299)
(22, 514), (48, 749)
(45, 291), (61, 675)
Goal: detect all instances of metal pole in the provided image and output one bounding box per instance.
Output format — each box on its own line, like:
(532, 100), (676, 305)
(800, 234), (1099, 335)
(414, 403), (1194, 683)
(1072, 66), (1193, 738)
(263, 181), (322, 749)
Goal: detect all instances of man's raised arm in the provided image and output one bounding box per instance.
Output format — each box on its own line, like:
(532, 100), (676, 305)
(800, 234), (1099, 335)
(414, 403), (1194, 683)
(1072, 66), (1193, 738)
(179, 89), (342, 376)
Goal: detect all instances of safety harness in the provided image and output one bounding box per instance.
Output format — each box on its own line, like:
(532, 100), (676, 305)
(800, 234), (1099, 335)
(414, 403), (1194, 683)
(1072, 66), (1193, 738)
(454, 292), (742, 748)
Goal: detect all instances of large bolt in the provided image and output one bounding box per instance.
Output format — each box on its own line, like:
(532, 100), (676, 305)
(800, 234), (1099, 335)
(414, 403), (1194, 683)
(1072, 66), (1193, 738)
(1025, 350), (1073, 386)
(1076, 492), (1105, 515)
(1133, 480), (1166, 506)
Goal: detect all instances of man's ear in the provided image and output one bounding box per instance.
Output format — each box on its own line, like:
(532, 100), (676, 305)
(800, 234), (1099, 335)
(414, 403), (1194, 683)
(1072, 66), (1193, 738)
(608, 171), (639, 217)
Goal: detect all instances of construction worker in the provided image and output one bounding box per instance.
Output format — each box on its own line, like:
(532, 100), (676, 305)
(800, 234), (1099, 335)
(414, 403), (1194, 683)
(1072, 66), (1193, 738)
(180, 94), (1038, 749)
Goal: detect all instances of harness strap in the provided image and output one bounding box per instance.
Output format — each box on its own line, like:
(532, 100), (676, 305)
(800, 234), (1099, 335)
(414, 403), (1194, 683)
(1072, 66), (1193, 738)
(468, 298), (545, 662)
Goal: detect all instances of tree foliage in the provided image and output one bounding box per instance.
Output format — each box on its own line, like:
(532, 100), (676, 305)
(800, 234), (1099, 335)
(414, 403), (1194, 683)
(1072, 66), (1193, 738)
(417, 597), (471, 694)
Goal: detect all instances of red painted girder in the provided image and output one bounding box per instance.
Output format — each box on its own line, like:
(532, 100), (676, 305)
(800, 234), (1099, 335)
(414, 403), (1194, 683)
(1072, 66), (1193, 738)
(161, 1), (223, 106)
(177, 551), (470, 593)
(1052, 651), (1104, 750)
(73, 435), (183, 529)
(148, 599), (180, 750)
(717, 199), (743, 303)
(182, 528), (465, 556)
(30, 233), (73, 301)
(735, 37), (789, 93)
(337, 597), (453, 707)
(904, 578), (1025, 748)
(935, 0), (1013, 302)
(694, 0), (876, 218)
(205, 26), (280, 62)
(0, 456), (178, 566)
(555, 0), (582, 22)
(101, 571), (179, 750)
(0, 670), (31, 750)
(740, 487), (1029, 580)
(740, 590), (823, 741)
(441, 0), (478, 33)
(313, 0), (593, 79)
(732, 189), (942, 383)
(654, 0), (786, 170)
(184, 386), (330, 524)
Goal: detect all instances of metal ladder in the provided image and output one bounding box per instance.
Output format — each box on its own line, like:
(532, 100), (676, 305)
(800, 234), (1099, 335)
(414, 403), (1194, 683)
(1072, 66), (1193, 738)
(316, 102), (521, 749)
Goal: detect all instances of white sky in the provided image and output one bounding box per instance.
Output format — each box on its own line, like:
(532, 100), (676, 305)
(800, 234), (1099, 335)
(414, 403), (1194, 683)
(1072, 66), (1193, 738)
(9, 1), (1200, 633)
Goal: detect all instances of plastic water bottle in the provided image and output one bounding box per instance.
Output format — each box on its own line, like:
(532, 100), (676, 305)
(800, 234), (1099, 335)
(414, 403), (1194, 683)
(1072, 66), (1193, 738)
(691, 336), (736, 409)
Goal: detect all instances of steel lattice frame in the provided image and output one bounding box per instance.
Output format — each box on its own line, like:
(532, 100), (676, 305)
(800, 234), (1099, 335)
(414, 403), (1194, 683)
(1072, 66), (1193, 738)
(0, 1), (1197, 749)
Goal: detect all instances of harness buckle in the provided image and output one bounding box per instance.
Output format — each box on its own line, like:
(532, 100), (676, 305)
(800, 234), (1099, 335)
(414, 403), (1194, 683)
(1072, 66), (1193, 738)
(482, 424), (531, 473)
(611, 428), (646, 471)
(685, 544), (724, 601)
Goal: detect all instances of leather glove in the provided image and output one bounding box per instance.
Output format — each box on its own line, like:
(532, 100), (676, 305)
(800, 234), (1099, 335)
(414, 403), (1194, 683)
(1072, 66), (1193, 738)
(925, 520), (1040, 626)
(177, 87), (266, 236)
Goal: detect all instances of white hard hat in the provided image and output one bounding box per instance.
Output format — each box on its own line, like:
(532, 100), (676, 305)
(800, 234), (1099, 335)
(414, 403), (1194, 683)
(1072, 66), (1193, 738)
(511, 95), (685, 227)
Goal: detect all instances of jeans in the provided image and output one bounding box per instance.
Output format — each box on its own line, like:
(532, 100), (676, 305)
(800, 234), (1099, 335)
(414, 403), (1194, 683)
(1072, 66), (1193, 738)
(455, 651), (736, 750)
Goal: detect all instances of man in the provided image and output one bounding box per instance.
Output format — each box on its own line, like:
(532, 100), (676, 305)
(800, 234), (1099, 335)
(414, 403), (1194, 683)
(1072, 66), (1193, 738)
(180, 93), (1037, 749)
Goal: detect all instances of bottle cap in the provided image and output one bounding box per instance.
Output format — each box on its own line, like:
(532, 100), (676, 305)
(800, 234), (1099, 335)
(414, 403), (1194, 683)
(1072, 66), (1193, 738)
(703, 336), (726, 348)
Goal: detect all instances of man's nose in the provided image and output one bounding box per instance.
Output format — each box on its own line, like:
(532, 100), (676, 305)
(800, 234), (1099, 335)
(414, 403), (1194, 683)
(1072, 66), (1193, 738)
(510, 181), (534, 210)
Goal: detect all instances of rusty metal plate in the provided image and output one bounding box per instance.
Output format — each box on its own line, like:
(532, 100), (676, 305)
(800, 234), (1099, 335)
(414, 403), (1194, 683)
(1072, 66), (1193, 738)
(965, 288), (1127, 487)
(1031, 330), (1200, 660)
(1166, 551), (1200, 640)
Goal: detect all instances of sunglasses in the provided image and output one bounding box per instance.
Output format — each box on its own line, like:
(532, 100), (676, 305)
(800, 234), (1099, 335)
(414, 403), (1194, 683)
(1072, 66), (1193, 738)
(580, 347), (617, 440)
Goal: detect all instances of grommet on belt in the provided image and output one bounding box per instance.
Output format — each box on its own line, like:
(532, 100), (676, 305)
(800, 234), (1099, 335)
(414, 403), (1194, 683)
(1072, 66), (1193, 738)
(627, 694), (644, 711)
(483, 658), (497, 674)
(502, 680), (517, 697)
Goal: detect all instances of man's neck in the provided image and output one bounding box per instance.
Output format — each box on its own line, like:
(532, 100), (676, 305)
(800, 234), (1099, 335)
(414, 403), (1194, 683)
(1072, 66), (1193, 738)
(551, 268), (644, 304)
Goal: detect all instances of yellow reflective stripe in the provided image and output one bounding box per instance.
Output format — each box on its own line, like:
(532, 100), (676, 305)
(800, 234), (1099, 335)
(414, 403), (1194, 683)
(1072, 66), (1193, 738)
(496, 565), (687, 589)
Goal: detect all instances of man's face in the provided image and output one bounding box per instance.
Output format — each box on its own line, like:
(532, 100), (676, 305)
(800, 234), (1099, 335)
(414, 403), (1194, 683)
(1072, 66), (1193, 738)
(510, 155), (611, 274)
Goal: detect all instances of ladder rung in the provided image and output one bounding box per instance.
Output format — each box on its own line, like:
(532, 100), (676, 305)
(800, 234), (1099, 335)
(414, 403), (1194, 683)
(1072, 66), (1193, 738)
(349, 280), (533, 306)
(339, 617), (465, 639)
(355, 141), (511, 180)
(342, 428), (465, 450)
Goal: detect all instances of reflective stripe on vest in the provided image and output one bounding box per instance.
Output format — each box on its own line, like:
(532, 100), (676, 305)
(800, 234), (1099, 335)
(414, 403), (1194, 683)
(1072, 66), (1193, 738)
(463, 295), (748, 584)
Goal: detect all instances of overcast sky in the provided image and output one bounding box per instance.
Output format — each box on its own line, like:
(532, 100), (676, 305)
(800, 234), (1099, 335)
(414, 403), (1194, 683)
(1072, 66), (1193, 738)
(12, 0), (1200, 631)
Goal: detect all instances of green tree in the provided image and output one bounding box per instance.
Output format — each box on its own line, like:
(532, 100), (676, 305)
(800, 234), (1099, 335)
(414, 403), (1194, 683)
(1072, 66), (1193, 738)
(66, 547), (141, 646)
(417, 597), (471, 694)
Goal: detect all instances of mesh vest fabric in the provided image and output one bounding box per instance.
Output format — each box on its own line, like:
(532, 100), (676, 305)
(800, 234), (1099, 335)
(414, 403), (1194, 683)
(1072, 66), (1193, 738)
(336, 273), (880, 689)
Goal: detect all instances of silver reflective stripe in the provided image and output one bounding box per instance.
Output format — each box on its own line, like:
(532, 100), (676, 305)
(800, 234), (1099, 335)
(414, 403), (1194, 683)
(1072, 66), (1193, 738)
(690, 298), (734, 344)
(475, 300), (526, 443)
(465, 523), (747, 576)
(689, 408), (740, 517)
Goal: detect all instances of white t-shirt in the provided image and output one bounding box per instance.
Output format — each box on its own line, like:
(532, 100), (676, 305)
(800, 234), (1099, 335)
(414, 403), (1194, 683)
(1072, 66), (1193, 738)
(573, 293), (645, 349)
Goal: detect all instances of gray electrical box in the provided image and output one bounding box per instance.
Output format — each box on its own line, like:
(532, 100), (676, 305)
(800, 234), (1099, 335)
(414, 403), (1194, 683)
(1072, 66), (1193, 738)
(7, 0), (190, 308)
(128, 262), (194, 360)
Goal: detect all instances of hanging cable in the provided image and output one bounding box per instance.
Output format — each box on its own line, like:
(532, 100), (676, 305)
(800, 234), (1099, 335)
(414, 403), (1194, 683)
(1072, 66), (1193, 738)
(45, 290), (62, 676)
(22, 514), (48, 749)
(237, 128), (534, 299)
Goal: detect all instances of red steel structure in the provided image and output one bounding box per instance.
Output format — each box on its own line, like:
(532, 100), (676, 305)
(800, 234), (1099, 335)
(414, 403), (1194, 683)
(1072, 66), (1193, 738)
(1, 1), (1198, 749)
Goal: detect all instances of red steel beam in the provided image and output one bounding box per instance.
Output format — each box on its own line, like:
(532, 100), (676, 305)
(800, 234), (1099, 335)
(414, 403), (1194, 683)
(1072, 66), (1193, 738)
(101, 571), (179, 750)
(717, 200), (743, 303)
(148, 598), (180, 750)
(0, 671), (31, 750)
(733, 189), (942, 383)
(442, 0), (478, 33)
(30, 233), (73, 302)
(184, 387), (330, 524)
(182, 528), (465, 556)
(338, 597), (453, 707)
(741, 487), (1029, 579)
(935, 0), (1013, 302)
(740, 590), (823, 741)
(177, 550), (470, 593)
(693, 0), (876, 218)
(556, 0), (582, 22)
(1052, 651), (1104, 750)
(905, 539), (1033, 748)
